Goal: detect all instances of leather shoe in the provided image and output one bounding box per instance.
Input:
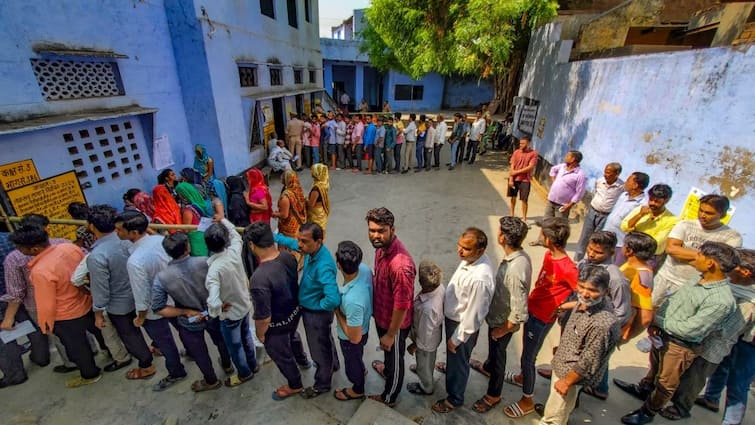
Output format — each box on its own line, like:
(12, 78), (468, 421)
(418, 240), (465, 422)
(621, 408), (655, 425)
(613, 378), (651, 401)
(104, 358), (133, 372)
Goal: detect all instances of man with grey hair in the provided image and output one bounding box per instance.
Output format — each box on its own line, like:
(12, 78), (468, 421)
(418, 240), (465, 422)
(574, 162), (624, 261)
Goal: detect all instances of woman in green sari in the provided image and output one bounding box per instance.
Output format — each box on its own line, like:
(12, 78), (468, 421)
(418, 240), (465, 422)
(175, 182), (212, 256)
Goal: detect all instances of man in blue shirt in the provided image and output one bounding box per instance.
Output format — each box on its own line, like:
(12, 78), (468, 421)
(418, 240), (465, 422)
(333, 241), (373, 401)
(298, 222), (340, 398)
(363, 117), (377, 175)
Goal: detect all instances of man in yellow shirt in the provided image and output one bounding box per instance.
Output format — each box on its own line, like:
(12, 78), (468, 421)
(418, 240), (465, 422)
(620, 184), (679, 264)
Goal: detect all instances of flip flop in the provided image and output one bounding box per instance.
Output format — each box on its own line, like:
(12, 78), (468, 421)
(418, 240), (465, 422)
(469, 359), (490, 378)
(472, 395), (501, 413)
(371, 360), (386, 379)
(333, 388), (366, 401)
(431, 399), (456, 413)
(503, 401), (535, 418)
(272, 385), (303, 400)
(126, 366), (156, 380)
(224, 373), (254, 387)
(504, 371), (522, 387)
(435, 362), (447, 374)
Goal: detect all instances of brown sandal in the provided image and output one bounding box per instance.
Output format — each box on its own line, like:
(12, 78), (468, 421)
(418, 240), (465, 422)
(191, 379), (221, 392)
(431, 399), (456, 413)
(272, 385), (303, 400)
(472, 395), (501, 413)
(125, 366), (156, 380)
(469, 359), (490, 378)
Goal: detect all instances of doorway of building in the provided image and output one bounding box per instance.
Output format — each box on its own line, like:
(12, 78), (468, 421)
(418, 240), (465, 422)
(272, 97), (286, 139)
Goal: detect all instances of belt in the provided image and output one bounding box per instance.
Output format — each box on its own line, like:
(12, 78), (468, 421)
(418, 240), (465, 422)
(662, 331), (699, 350)
(590, 205), (611, 215)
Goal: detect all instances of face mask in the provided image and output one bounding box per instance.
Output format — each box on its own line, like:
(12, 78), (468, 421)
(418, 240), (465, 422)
(578, 293), (603, 307)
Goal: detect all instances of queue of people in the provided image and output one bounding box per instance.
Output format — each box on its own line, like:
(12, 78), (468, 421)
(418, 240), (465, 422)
(0, 128), (752, 425)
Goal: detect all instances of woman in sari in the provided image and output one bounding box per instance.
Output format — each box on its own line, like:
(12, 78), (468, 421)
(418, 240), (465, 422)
(274, 170), (307, 238)
(226, 175), (251, 227)
(245, 168), (273, 224)
(151, 185), (182, 227)
(132, 191), (155, 221)
(308, 163), (331, 238)
(175, 182), (211, 256)
(193, 144), (214, 182)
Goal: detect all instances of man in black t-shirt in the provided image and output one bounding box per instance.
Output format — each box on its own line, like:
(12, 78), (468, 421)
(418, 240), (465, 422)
(245, 222), (304, 400)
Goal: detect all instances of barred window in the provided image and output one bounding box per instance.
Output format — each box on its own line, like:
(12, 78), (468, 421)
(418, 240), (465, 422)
(239, 66), (258, 87)
(294, 69), (302, 84)
(270, 68), (282, 86)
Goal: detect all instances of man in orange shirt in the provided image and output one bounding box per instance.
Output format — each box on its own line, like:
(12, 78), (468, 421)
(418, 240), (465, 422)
(10, 225), (102, 388)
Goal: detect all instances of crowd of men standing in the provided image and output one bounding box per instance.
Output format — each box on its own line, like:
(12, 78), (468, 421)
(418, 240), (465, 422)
(0, 115), (752, 425)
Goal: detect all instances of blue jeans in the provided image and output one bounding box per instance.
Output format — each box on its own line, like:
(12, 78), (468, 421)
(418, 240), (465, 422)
(449, 141), (459, 167)
(703, 340), (755, 425)
(574, 206), (610, 261)
(520, 315), (554, 397)
(374, 145), (384, 172)
(445, 318), (479, 406)
(219, 315), (257, 378)
(312, 145), (320, 165)
(415, 141), (424, 169)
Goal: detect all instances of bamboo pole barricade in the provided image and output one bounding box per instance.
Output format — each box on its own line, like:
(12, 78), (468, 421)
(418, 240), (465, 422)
(2, 216), (247, 233)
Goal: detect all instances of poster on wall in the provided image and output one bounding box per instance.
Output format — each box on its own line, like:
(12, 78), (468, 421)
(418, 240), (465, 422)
(679, 187), (735, 224)
(0, 159), (40, 191)
(152, 135), (174, 170)
(260, 100), (276, 145)
(6, 171), (87, 240)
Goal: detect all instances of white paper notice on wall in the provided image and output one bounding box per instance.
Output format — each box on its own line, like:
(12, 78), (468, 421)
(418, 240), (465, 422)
(153, 135), (174, 170)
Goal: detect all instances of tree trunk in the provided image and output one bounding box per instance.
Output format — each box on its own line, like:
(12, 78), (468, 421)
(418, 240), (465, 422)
(501, 50), (524, 114)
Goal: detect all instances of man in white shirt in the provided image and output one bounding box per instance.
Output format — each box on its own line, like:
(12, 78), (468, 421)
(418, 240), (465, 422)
(601, 172), (649, 264)
(116, 211), (186, 391)
(574, 163), (624, 261)
(401, 114), (417, 173)
(432, 115), (448, 169)
(464, 110), (486, 165)
(205, 217), (258, 386)
(432, 228), (495, 413)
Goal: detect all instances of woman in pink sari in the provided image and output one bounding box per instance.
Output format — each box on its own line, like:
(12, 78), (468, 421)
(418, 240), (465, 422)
(245, 168), (273, 224)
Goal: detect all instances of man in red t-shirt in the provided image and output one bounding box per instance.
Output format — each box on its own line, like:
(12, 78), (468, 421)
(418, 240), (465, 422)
(503, 217), (578, 419)
(365, 207), (416, 407)
(508, 137), (539, 222)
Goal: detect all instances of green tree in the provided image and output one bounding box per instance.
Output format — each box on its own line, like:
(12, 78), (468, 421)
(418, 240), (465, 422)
(360, 0), (558, 113)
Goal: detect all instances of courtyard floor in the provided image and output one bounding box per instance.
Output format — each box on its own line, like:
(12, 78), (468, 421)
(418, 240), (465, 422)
(4, 149), (748, 425)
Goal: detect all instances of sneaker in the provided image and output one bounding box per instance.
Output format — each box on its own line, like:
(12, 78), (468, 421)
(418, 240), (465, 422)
(152, 375), (187, 392)
(65, 374), (102, 388)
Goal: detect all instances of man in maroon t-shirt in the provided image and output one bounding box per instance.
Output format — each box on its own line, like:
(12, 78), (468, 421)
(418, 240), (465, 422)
(508, 137), (539, 222)
(365, 207), (416, 407)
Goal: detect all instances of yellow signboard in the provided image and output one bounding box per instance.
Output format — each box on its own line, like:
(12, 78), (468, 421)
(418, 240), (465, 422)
(0, 159), (40, 190)
(6, 171), (87, 240)
(679, 187), (735, 224)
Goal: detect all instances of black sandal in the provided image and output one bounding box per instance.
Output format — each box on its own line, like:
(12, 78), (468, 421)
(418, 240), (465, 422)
(300, 386), (328, 399)
(694, 397), (719, 413)
(406, 382), (433, 395)
(659, 405), (691, 420)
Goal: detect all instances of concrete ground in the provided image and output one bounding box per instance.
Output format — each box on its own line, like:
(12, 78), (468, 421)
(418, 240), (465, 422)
(4, 149), (751, 425)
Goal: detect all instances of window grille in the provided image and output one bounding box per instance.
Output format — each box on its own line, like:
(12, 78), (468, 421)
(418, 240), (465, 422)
(239, 66), (258, 87)
(30, 58), (125, 101)
(270, 68), (282, 86)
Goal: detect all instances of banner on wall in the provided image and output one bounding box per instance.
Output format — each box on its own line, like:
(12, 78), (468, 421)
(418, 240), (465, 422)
(6, 171), (87, 240)
(679, 187), (735, 224)
(0, 159), (40, 191)
(152, 135), (174, 170)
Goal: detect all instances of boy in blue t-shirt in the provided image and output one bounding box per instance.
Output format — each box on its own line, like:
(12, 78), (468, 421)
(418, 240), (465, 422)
(333, 241), (373, 401)
(363, 118), (377, 175)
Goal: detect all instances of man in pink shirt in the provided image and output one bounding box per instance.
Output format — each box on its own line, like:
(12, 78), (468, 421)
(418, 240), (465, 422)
(351, 115), (365, 172)
(508, 137), (539, 222)
(10, 225), (102, 388)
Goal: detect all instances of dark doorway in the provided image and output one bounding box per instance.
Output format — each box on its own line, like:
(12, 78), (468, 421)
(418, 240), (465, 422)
(333, 81), (345, 100)
(272, 97), (286, 140)
(295, 94), (304, 115)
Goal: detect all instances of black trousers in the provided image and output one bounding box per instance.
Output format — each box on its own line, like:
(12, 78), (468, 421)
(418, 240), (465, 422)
(144, 317), (186, 378)
(444, 318), (479, 406)
(433, 144), (442, 167)
(377, 325), (410, 404)
(53, 312), (101, 379)
(465, 140), (480, 163)
(393, 144), (402, 172)
(108, 310), (153, 368)
(265, 330), (304, 390)
(302, 309), (339, 391)
(354, 145), (363, 170)
(344, 144), (354, 169)
(175, 320), (231, 385)
(340, 333), (368, 394)
(15, 305), (50, 367)
(291, 330), (309, 365)
(456, 138), (467, 164)
(484, 328), (514, 397)
(424, 148), (432, 170)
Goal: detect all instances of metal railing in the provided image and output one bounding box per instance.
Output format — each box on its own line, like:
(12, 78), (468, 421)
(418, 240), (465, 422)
(2, 216), (247, 233)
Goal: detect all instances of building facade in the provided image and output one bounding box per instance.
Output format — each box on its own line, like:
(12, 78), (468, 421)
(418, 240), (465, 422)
(322, 9), (493, 112)
(0, 0), (324, 212)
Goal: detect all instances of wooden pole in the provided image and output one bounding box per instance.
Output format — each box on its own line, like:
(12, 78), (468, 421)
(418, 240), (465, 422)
(5, 216), (246, 233)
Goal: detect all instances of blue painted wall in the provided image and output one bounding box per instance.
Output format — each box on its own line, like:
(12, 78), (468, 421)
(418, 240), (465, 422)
(517, 23), (755, 245)
(442, 77), (494, 109)
(385, 71), (444, 111)
(0, 0), (192, 208)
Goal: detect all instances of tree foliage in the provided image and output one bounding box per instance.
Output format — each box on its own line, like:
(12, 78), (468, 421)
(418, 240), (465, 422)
(359, 0), (559, 107)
